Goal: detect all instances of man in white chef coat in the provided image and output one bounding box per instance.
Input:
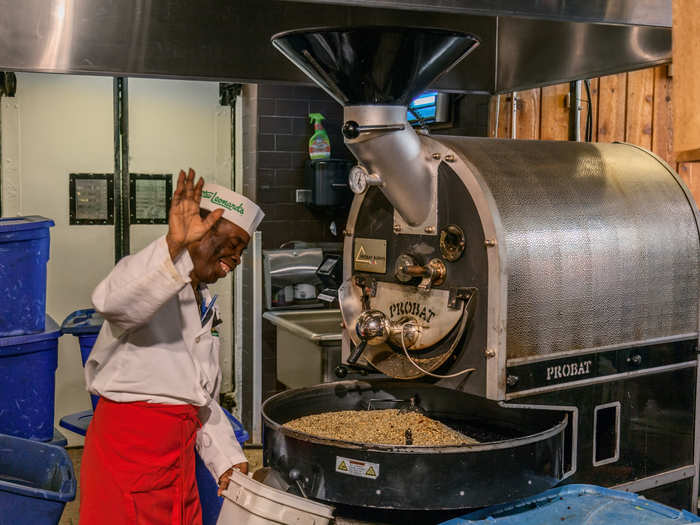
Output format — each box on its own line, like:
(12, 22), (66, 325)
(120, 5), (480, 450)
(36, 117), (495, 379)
(79, 168), (264, 525)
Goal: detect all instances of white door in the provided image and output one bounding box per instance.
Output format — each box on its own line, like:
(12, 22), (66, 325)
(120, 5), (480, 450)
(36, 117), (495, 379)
(127, 77), (235, 393)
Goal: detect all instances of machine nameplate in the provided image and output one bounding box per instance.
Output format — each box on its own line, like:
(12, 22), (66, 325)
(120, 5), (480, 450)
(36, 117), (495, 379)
(388, 301), (437, 322)
(335, 456), (380, 480)
(546, 360), (592, 381)
(354, 238), (387, 273)
(506, 340), (697, 393)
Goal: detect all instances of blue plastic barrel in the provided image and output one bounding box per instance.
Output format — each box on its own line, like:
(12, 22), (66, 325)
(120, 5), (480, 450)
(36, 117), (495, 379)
(60, 309), (103, 410)
(441, 484), (700, 524)
(0, 216), (55, 337)
(0, 433), (76, 525)
(0, 316), (61, 441)
(196, 410), (250, 525)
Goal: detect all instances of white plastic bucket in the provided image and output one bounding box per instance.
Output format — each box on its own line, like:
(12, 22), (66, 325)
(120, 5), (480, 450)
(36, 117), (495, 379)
(217, 470), (334, 525)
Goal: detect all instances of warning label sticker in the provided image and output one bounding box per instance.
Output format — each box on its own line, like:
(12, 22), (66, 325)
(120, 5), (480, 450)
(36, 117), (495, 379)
(335, 456), (380, 480)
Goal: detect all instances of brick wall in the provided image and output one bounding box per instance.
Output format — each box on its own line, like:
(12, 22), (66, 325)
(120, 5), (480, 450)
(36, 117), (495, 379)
(256, 84), (353, 250)
(243, 83), (353, 402)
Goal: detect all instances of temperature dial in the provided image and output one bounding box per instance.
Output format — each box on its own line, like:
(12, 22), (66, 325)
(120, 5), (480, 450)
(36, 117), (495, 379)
(348, 165), (382, 194)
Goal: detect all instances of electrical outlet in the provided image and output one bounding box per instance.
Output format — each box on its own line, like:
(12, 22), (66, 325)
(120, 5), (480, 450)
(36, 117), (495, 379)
(296, 189), (311, 203)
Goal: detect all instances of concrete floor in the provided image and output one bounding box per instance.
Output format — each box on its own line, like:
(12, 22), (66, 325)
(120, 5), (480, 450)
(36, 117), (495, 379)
(59, 447), (264, 524)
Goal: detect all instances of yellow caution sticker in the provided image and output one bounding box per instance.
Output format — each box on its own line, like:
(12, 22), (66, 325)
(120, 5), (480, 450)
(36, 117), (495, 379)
(335, 456), (380, 480)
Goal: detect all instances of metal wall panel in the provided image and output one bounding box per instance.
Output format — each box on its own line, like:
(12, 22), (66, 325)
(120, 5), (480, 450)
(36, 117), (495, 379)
(0, 0), (670, 94)
(496, 17), (671, 93)
(279, 0), (672, 27)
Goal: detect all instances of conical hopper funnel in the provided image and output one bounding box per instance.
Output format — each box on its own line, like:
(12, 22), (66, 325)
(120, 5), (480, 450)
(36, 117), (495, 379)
(271, 26), (480, 106)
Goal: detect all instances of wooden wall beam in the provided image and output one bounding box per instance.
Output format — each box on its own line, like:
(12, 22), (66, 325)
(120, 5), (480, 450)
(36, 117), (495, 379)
(673, 0), (700, 161)
(625, 69), (655, 149)
(515, 88), (541, 140)
(597, 73), (627, 143)
(540, 84), (570, 141)
(652, 65), (674, 165)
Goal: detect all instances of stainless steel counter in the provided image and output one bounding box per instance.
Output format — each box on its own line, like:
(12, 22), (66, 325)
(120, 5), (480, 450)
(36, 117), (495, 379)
(263, 309), (342, 345)
(263, 309), (343, 388)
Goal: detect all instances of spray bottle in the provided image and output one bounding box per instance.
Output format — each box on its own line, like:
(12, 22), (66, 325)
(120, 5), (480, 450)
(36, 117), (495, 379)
(308, 113), (331, 160)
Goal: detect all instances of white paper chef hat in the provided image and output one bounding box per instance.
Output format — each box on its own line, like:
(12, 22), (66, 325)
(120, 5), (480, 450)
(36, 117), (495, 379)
(199, 183), (264, 237)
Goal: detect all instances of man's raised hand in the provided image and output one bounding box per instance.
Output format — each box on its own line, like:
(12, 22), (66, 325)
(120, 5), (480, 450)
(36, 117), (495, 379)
(165, 168), (224, 261)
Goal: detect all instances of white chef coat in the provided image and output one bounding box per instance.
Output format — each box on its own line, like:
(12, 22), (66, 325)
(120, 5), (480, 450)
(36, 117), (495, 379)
(85, 234), (247, 479)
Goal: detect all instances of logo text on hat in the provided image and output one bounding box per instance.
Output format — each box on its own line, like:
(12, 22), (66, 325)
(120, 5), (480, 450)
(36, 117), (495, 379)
(202, 190), (245, 215)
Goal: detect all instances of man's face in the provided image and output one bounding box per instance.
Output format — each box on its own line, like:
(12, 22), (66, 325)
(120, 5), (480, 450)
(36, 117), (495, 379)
(188, 214), (250, 284)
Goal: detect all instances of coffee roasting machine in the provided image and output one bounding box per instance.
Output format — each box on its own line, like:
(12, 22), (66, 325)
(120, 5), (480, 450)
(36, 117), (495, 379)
(0, 1), (691, 522)
(260, 26), (700, 520)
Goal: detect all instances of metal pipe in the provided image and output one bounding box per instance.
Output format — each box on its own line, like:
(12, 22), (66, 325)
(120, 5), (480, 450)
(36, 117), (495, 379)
(113, 77), (130, 262)
(251, 230), (263, 444)
(511, 91), (518, 139)
(343, 105), (433, 227)
(568, 80), (582, 141)
(493, 94), (501, 137)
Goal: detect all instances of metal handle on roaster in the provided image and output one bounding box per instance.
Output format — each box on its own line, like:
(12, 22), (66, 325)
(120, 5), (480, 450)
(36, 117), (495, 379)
(288, 468), (308, 498)
(347, 340), (367, 365)
(342, 120), (406, 139)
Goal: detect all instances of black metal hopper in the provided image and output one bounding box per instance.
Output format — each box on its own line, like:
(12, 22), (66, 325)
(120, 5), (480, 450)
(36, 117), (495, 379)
(271, 26), (480, 106)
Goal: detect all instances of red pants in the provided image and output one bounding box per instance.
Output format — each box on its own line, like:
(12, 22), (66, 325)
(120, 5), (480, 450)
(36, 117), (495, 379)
(80, 398), (203, 525)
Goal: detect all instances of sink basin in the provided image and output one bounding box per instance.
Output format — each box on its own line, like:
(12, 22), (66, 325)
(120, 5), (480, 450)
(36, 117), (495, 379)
(263, 310), (342, 344)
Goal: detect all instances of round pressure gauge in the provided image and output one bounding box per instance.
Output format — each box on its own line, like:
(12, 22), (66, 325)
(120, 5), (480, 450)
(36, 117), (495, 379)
(349, 165), (370, 194)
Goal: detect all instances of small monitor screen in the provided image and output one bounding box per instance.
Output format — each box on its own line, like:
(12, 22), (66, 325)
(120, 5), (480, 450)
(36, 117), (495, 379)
(407, 91), (439, 123)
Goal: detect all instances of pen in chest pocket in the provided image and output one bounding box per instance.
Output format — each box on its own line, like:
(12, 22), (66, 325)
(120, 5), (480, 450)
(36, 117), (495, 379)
(200, 294), (218, 324)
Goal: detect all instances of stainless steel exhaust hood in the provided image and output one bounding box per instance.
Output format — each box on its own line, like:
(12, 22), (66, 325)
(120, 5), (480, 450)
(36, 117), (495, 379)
(0, 0), (671, 93)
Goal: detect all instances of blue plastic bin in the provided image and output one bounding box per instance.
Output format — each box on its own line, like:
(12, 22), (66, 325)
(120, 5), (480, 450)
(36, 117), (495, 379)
(0, 433), (76, 525)
(59, 410), (93, 437)
(0, 216), (55, 337)
(441, 484), (700, 525)
(60, 309), (103, 410)
(0, 316), (60, 441)
(196, 410), (249, 525)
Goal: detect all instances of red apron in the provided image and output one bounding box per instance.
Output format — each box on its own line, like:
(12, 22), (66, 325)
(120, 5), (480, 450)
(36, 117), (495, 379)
(80, 398), (203, 525)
